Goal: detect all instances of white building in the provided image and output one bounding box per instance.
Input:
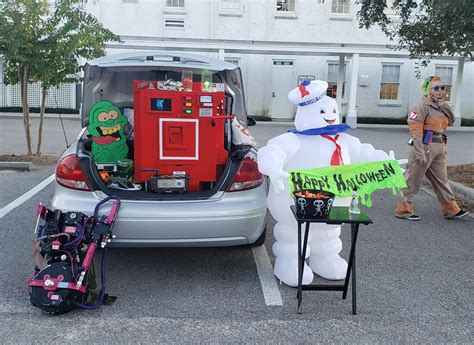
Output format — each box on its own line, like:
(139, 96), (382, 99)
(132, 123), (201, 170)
(2, 0), (473, 125)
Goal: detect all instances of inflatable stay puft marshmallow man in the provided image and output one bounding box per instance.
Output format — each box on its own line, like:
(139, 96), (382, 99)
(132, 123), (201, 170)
(258, 80), (393, 287)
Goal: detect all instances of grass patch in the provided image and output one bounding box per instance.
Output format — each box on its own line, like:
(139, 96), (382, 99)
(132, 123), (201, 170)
(0, 154), (59, 165)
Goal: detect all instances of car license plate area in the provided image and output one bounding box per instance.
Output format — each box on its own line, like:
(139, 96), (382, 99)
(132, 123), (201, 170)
(146, 173), (189, 193)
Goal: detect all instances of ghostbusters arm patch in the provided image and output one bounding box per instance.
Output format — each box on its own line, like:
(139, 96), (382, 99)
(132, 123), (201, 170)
(409, 111), (418, 120)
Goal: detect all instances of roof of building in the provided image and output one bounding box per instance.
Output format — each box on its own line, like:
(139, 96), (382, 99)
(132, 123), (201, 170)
(108, 37), (467, 61)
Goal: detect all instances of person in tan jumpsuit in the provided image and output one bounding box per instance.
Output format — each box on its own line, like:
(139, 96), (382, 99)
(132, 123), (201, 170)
(394, 76), (468, 220)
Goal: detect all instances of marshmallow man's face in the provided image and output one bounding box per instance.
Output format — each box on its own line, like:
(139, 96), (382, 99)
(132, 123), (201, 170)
(294, 95), (340, 131)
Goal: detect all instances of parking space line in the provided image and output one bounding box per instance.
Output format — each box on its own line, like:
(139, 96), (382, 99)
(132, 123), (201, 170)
(0, 174), (55, 219)
(252, 245), (283, 306)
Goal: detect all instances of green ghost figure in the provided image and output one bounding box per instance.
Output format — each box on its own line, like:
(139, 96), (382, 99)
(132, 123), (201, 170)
(87, 100), (129, 163)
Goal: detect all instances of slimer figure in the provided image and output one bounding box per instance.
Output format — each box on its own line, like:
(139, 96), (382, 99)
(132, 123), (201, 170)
(87, 100), (129, 163)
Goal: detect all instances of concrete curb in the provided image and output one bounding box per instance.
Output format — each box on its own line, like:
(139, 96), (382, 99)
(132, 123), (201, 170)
(421, 183), (474, 219)
(0, 161), (33, 171)
(449, 180), (474, 202)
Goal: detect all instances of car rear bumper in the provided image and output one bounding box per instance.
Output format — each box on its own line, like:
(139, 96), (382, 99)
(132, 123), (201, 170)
(51, 183), (268, 247)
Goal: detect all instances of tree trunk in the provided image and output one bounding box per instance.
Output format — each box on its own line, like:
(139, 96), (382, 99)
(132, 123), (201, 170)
(20, 67), (33, 155)
(36, 87), (48, 156)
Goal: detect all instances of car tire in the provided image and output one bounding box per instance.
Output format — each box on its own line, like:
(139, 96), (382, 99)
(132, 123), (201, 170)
(249, 226), (266, 247)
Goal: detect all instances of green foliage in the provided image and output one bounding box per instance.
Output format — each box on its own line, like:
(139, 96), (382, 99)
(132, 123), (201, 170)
(0, 0), (47, 85)
(0, 0), (121, 88)
(356, 0), (473, 64)
(0, 0), (121, 154)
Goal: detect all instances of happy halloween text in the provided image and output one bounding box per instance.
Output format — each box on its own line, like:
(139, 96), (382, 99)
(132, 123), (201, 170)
(290, 162), (397, 193)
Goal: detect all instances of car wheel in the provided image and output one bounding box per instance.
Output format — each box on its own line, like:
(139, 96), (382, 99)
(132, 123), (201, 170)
(249, 226), (266, 247)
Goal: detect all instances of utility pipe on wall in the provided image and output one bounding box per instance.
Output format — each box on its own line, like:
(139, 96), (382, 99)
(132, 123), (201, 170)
(453, 57), (464, 127)
(347, 53), (359, 128)
(336, 55), (345, 114)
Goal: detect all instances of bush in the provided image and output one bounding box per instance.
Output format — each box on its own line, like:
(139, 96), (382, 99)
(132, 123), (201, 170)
(341, 116), (407, 125)
(461, 118), (474, 127)
(0, 107), (79, 114)
(356, 117), (408, 125)
(255, 115), (473, 127)
(357, 116), (473, 126)
(249, 115), (272, 121)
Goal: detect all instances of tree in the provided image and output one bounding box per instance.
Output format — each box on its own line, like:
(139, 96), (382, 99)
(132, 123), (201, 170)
(356, 0), (473, 66)
(0, 0), (121, 155)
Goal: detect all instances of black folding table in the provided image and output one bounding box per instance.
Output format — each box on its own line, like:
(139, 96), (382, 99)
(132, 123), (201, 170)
(290, 205), (372, 314)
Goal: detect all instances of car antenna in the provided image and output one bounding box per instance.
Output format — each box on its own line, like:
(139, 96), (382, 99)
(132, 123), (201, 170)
(52, 89), (70, 148)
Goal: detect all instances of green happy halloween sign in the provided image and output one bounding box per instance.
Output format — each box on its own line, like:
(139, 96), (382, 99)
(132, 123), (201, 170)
(288, 160), (407, 207)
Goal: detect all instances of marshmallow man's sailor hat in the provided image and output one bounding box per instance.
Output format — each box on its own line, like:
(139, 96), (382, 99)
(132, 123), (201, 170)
(288, 80), (329, 106)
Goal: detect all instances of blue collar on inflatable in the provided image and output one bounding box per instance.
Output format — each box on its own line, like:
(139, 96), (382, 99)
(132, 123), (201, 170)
(299, 96), (322, 107)
(288, 124), (352, 136)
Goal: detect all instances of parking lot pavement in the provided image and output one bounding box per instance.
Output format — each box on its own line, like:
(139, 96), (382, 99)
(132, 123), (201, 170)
(0, 166), (54, 210)
(0, 122), (472, 342)
(0, 168), (472, 342)
(0, 116), (81, 156)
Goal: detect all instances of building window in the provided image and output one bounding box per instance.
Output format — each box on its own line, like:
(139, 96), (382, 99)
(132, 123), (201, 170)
(380, 64), (400, 100)
(225, 58), (240, 66)
(166, 0), (184, 8)
(435, 66), (453, 102)
(164, 18), (185, 29)
(273, 60), (294, 66)
(331, 0), (349, 14)
(276, 0), (295, 12)
(221, 0), (241, 11)
(327, 63), (346, 99)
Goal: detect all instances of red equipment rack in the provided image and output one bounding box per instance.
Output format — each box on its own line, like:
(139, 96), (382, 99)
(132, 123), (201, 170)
(133, 80), (230, 191)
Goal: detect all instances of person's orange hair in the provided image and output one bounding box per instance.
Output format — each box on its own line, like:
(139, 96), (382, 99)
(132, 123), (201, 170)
(421, 76), (442, 96)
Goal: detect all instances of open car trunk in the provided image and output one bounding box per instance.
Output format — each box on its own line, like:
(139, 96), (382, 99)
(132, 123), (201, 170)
(77, 51), (253, 200)
(77, 139), (254, 200)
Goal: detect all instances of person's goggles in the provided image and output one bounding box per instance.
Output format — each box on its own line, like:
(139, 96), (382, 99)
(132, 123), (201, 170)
(432, 85), (445, 91)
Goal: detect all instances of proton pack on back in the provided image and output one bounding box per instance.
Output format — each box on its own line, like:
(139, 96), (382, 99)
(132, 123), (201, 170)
(27, 196), (120, 315)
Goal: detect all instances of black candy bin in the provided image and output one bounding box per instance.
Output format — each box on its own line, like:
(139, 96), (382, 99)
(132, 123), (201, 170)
(293, 190), (335, 219)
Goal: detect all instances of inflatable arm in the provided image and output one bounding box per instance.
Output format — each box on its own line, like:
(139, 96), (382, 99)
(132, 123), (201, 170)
(257, 133), (301, 193)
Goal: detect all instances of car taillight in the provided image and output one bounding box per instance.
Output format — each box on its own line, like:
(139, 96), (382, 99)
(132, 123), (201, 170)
(55, 155), (92, 191)
(228, 157), (264, 192)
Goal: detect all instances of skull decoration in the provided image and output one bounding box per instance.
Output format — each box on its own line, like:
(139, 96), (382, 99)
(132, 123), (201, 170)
(313, 199), (325, 216)
(327, 199), (333, 213)
(297, 197), (307, 214)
